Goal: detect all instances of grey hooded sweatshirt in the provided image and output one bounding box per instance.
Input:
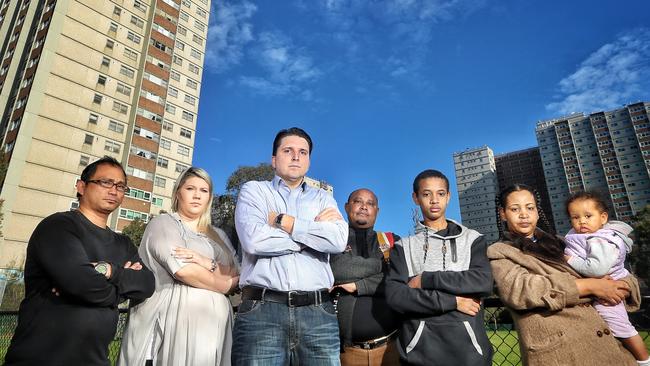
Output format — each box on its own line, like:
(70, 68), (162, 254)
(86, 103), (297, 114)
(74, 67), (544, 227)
(386, 219), (493, 366)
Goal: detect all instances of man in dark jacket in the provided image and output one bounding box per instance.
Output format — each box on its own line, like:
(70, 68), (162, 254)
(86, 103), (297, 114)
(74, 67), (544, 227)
(386, 170), (493, 366)
(5, 157), (155, 366)
(330, 188), (401, 365)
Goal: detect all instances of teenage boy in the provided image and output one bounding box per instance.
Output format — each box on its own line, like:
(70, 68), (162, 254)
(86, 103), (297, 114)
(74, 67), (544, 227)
(386, 169), (493, 365)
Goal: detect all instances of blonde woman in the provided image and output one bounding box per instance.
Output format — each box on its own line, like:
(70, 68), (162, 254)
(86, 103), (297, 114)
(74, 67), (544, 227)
(119, 167), (239, 366)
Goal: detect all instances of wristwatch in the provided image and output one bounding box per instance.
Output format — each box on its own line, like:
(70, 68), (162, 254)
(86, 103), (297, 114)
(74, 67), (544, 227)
(94, 261), (110, 277)
(275, 213), (284, 228)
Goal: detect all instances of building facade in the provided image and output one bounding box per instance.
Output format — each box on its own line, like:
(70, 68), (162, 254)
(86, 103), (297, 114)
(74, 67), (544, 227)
(453, 146), (499, 243)
(536, 102), (650, 234)
(0, 0), (211, 265)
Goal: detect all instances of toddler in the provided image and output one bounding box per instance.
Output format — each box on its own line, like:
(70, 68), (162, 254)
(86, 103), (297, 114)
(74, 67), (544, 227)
(564, 191), (649, 366)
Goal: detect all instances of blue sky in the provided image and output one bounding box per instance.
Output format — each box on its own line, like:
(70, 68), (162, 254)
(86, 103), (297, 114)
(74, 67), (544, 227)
(193, 0), (650, 237)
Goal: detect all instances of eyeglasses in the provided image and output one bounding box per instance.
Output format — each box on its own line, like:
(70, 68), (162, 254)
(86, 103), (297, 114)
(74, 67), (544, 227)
(86, 179), (130, 193)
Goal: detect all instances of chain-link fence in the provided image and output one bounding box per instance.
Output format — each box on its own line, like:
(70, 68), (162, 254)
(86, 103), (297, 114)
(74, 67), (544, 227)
(1, 299), (649, 365)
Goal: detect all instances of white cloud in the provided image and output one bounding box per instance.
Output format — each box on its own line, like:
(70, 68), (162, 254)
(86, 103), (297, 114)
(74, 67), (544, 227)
(239, 31), (322, 99)
(205, 0), (257, 73)
(306, 0), (485, 82)
(546, 28), (650, 115)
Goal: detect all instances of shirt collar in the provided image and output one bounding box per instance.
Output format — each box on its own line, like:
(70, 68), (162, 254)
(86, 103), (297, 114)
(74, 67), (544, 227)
(272, 175), (307, 191)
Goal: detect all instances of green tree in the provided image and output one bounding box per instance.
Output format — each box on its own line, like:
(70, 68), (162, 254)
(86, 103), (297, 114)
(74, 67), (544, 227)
(212, 163), (274, 250)
(122, 218), (147, 247)
(629, 205), (650, 290)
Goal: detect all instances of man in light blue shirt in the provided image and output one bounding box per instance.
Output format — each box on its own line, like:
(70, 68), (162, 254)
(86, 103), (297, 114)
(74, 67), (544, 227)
(232, 127), (348, 365)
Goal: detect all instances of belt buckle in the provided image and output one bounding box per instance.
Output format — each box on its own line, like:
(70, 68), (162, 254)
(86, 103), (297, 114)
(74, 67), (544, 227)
(287, 290), (298, 307)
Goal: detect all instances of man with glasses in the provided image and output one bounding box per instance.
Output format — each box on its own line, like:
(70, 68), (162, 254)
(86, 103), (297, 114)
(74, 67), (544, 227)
(5, 156), (155, 366)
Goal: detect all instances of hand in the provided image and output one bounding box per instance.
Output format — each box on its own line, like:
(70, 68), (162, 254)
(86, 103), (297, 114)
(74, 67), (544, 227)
(456, 296), (480, 316)
(172, 247), (211, 269)
(268, 211), (279, 226)
(227, 276), (240, 294)
(589, 277), (630, 305)
(315, 208), (342, 222)
(564, 255), (572, 262)
(337, 282), (357, 293)
(124, 261), (142, 271)
(408, 275), (422, 289)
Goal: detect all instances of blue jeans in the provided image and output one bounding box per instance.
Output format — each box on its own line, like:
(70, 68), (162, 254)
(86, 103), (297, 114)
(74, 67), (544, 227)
(232, 300), (341, 366)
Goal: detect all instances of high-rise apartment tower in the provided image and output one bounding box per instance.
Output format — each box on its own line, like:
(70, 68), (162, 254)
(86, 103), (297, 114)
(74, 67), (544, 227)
(453, 146), (499, 243)
(0, 0), (211, 265)
(536, 102), (650, 234)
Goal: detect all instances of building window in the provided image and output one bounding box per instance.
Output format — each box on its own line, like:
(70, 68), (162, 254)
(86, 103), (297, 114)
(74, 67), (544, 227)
(163, 120), (174, 131)
(120, 65), (135, 78)
(134, 126), (160, 142)
(180, 11), (189, 21)
(116, 83), (131, 96)
(182, 0), (191, 7)
(173, 55), (183, 66)
(130, 15), (144, 28)
(168, 87), (178, 97)
(97, 75), (107, 85)
(175, 41), (185, 50)
(112, 101), (128, 114)
(186, 79), (197, 89)
(182, 111), (194, 122)
(93, 93), (103, 104)
(152, 197), (163, 206)
(127, 32), (141, 44)
(105, 39), (115, 49)
(84, 134), (94, 145)
(133, 0), (146, 13)
(154, 176), (166, 188)
(113, 6), (122, 16)
(190, 48), (201, 60)
(188, 63), (199, 74)
(109, 22), (118, 32)
(126, 188), (152, 201)
(108, 120), (125, 133)
(177, 26), (187, 36)
(88, 113), (99, 124)
(170, 70), (181, 81)
(123, 48), (138, 61)
(79, 155), (90, 166)
(180, 127), (192, 138)
(194, 20), (205, 32)
(165, 104), (176, 114)
(119, 208), (149, 222)
(101, 56), (110, 67)
(184, 94), (196, 105)
(157, 157), (168, 168)
(104, 140), (121, 153)
(177, 145), (190, 156)
(192, 34), (203, 45)
(160, 138), (171, 149)
(175, 163), (188, 173)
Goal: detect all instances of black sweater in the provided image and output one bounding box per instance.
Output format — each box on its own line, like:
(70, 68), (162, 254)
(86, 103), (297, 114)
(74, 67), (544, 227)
(5, 210), (155, 366)
(330, 227), (400, 347)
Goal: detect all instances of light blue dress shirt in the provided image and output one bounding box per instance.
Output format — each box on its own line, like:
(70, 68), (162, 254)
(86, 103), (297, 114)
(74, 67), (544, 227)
(235, 175), (348, 291)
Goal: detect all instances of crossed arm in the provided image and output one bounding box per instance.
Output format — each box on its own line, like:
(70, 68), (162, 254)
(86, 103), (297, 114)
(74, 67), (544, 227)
(235, 182), (348, 257)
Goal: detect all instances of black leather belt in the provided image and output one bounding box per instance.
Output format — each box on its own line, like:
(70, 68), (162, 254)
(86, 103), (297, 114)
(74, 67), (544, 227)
(241, 286), (330, 307)
(351, 330), (398, 350)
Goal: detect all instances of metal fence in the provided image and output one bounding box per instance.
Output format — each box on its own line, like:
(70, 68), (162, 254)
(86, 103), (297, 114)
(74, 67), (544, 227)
(0, 298), (649, 366)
